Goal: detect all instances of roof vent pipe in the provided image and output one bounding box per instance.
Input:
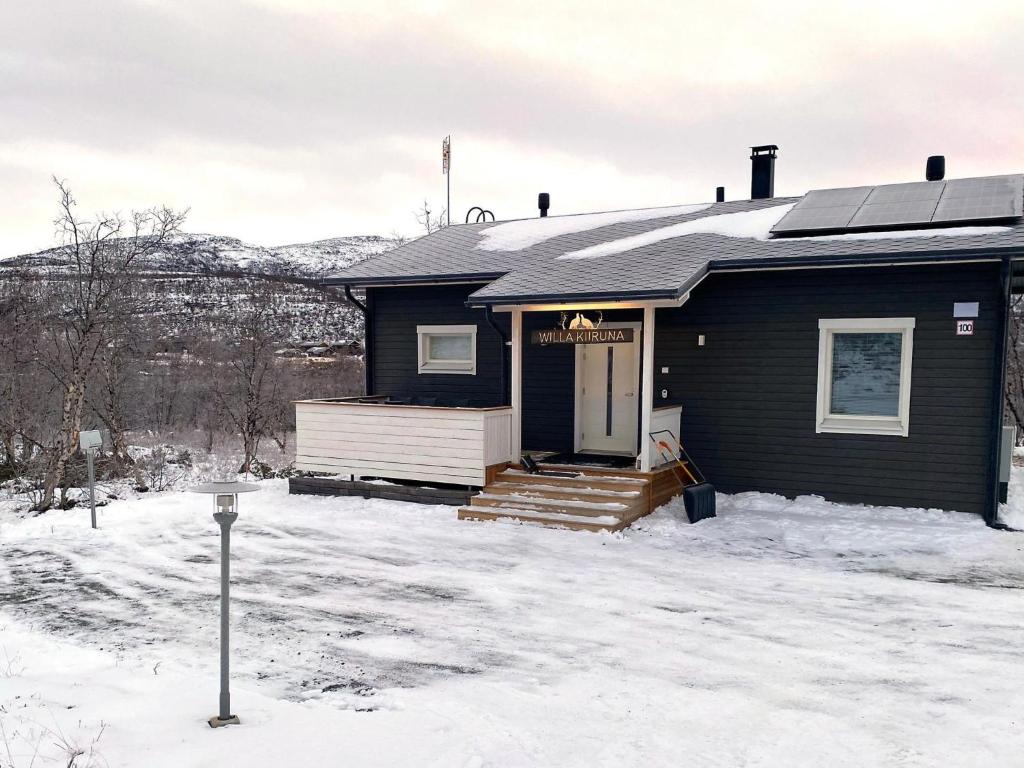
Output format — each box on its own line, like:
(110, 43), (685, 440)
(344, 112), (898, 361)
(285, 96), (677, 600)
(750, 144), (778, 200)
(715, 186), (725, 203)
(926, 155), (946, 182)
(538, 192), (550, 218)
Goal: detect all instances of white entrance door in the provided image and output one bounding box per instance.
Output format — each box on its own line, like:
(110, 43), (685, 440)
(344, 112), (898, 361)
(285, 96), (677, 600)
(575, 324), (641, 454)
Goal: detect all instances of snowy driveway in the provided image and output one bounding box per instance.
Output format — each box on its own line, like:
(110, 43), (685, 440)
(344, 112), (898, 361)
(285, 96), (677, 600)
(2, 481), (1024, 766)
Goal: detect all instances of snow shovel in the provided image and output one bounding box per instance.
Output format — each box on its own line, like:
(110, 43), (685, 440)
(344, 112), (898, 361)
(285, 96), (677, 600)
(650, 430), (717, 523)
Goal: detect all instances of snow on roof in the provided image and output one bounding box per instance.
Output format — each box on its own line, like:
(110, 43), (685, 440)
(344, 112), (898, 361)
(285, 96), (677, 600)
(476, 203), (711, 252)
(557, 203), (796, 260)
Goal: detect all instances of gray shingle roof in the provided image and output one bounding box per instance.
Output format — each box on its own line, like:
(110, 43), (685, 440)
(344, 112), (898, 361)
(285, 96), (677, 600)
(326, 190), (1024, 304)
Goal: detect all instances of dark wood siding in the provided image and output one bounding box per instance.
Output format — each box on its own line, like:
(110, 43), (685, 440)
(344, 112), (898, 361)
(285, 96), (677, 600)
(369, 289), (642, 453)
(369, 285), (508, 406)
(654, 262), (1002, 515)
(521, 308), (644, 453)
(522, 311), (575, 452)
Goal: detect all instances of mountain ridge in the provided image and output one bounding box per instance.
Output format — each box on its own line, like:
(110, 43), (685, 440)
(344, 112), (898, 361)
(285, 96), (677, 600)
(0, 232), (397, 343)
(1, 232), (394, 280)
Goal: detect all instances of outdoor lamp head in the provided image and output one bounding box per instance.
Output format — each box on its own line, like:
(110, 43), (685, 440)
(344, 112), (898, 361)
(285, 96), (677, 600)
(189, 481), (260, 524)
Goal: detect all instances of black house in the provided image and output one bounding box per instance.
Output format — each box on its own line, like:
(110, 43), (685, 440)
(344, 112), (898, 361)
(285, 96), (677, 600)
(295, 150), (1024, 528)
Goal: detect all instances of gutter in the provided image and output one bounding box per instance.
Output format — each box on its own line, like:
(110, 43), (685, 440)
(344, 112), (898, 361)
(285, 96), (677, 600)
(708, 245), (1023, 272)
(343, 284), (374, 396)
(986, 255), (1013, 528)
(466, 286), (683, 308)
(323, 272), (506, 288)
(483, 306), (510, 405)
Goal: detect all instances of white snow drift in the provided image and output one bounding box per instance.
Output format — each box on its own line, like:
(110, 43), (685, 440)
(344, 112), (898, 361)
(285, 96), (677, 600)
(2, 478), (1023, 766)
(476, 203), (711, 252)
(557, 203), (797, 259)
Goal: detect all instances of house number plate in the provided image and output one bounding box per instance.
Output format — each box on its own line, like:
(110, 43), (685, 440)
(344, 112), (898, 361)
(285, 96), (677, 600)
(956, 320), (974, 336)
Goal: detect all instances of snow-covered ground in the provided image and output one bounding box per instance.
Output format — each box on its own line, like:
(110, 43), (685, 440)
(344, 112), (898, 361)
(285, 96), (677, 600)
(2, 477), (1023, 766)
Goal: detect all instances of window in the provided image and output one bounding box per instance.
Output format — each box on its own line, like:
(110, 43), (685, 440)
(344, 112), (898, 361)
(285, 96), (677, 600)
(816, 318), (915, 436)
(417, 325), (477, 375)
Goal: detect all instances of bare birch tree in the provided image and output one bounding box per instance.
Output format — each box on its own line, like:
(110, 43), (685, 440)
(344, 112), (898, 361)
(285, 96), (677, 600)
(211, 281), (289, 473)
(33, 179), (185, 510)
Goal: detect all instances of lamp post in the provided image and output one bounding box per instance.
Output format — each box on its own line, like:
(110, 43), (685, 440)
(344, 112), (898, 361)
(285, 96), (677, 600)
(190, 480), (259, 728)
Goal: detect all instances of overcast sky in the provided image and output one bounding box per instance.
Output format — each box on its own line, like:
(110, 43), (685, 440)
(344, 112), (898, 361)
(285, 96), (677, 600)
(2, 0), (1022, 256)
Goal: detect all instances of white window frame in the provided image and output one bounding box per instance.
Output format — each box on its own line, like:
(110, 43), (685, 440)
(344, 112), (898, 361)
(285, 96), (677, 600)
(816, 317), (915, 437)
(417, 324), (477, 375)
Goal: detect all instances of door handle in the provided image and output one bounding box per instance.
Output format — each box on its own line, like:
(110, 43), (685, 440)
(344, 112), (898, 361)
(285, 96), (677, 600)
(625, 393), (635, 397)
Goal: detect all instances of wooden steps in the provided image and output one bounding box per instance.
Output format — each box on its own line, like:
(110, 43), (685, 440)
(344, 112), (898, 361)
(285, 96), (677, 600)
(457, 465), (663, 532)
(458, 506), (626, 533)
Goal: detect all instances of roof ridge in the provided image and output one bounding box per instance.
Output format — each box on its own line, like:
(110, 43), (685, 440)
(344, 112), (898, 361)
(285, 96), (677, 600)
(457, 196), (803, 229)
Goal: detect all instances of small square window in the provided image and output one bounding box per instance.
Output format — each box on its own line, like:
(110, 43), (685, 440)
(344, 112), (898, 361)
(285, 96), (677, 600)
(816, 318), (915, 436)
(417, 325), (477, 375)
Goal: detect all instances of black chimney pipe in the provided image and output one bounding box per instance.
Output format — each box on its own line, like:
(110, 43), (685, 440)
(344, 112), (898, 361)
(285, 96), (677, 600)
(538, 192), (550, 217)
(715, 186), (725, 203)
(926, 155), (946, 181)
(750, 145), (778, 199)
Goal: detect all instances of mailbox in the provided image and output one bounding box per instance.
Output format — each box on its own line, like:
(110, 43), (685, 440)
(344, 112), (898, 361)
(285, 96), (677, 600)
(79, 430), (103, 451)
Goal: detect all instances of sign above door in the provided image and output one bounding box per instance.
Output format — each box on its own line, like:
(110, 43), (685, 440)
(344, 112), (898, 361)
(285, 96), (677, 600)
(531, 328), (636, 345)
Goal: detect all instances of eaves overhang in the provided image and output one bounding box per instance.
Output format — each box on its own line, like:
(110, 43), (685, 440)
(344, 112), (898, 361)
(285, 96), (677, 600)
(321, 271), (507, 288)
(708, 244), (1024, 273)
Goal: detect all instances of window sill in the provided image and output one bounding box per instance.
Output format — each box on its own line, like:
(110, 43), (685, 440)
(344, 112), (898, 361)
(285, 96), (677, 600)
(417, 365), (476, 375)
(816, 418), (909, 437)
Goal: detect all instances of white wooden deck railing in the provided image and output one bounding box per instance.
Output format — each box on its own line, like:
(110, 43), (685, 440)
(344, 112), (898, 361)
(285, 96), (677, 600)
(294, 398), (514, 486)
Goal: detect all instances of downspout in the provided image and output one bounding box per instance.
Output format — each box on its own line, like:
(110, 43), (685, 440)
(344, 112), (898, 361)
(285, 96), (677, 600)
(344, 285), (374, 396)
(985, 255), (1013, 528)
(483, 305), (509, 405)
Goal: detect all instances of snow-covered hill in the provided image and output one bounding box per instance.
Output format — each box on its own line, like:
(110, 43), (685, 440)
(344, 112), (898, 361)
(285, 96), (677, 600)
(0, 232), (396, 342)
(3, 232), (393, 279)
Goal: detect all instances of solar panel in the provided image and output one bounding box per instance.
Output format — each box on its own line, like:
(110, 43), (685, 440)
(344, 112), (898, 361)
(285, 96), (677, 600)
(848, 200), (937, 228)
(846, 181), (942, 228)
(770, 174), (1023, 236)
(770, 206), (859, 232)
(800, 187), (873, 208)
(933, 175), (1024, 223)
(863, 181), (944, 204)
(771, 187), (870, 233)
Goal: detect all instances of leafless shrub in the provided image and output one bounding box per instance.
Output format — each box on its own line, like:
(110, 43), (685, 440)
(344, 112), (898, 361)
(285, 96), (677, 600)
(132, 446), (190, 493)
(414, 200), (448, 234)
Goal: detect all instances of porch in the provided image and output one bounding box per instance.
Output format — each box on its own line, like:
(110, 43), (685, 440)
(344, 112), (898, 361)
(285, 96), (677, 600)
(292, 296), (693, 528)
(293, 396), (689, 531)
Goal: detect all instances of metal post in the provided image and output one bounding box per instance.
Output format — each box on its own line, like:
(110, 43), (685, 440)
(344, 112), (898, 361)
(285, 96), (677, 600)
(210, 509), (239, 727)
(86, 448), (97, 529)
(443, 134), (451, 226)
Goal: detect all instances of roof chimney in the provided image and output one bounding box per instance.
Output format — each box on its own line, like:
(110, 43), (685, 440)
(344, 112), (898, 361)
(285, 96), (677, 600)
(926, 155), (945, 182)
(750, 144), (778, 200)
(715, 186), (725, 203)
(538, 192), (550, 218)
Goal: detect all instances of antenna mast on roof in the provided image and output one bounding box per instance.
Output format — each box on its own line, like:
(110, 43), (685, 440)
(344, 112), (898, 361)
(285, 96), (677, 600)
(442, 135), (451, 226)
